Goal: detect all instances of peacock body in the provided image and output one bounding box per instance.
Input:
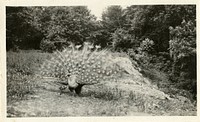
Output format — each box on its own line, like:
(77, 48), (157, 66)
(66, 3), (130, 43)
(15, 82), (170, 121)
(38, 43), (133, 94)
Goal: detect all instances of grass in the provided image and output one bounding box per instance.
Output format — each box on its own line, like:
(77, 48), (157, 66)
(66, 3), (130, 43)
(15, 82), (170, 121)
(7, 50), (49, 103)
(7, 50), (197, 116)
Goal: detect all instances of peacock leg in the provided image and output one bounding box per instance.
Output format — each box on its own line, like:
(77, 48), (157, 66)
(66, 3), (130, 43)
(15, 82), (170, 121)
(59, 86), (67, 95)
(68, 87), (75, 92)
(75, 84), (83, 95)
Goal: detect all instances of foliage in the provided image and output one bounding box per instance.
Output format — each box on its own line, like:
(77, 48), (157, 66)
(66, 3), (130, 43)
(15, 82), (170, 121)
(6, 5), (196, 53)
(127, 38), (155, 67)
(100, 6), (126, 48)
(102, 6), (125, 30)
(169, 20), (196, 61)
(169, 20), (196, 96)
(6, 7), (43, 50)
(124, 5), (196, 52)
(34, 6), (99, 51)
(6, 6), (99, 51)
(40, 39), (57, 53)
(139, 38), (154, 53)
(123, 5), (196, 99)
(110, 28), (139, 51)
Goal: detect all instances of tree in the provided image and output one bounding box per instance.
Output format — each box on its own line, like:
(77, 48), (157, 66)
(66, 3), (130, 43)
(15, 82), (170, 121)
(35, 6), (100, 51)
(102, 6), (125, 31)
(99, 6), (126, 47)
(169, 19), (196, 94)
(110, 28), (139, 51)
(6, 7), (43, 50)
(6, 6), (100, 51)
(169, 20), (196, 77)
(124, 5), (196, 53)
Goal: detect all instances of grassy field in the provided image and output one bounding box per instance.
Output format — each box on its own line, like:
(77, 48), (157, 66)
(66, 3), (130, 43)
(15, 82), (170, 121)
(6, 50), (197, 117)
(7, 50), (48, 103)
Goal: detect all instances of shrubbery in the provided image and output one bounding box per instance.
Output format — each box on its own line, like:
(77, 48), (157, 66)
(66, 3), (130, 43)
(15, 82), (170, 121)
(127, 33), (196, 100)
(169, 20), (196, 97)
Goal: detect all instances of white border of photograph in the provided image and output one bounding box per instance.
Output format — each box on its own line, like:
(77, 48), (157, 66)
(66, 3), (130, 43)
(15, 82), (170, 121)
(0, 0), (199, 122)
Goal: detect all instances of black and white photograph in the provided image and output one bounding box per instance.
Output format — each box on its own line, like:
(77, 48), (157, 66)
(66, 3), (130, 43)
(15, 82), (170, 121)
(0, 0), (199, 120)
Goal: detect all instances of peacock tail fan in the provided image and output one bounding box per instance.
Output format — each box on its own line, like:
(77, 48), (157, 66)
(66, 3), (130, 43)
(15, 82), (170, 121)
(37, 42), (127, 87)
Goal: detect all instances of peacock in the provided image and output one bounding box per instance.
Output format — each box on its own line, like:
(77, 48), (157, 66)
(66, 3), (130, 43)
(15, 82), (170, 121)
(37, 42), (136, 95)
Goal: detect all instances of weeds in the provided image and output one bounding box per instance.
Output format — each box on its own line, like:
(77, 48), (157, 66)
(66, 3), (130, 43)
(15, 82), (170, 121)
(7, 50), (47, 103)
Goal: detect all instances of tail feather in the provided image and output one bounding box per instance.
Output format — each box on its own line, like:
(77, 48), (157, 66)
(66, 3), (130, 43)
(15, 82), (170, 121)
(38, 43), (133, 88)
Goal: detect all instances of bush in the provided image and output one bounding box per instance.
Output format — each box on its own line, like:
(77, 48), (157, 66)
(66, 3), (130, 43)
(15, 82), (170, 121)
(111, 28), (139, 51)
(40, 39), (56, 53)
